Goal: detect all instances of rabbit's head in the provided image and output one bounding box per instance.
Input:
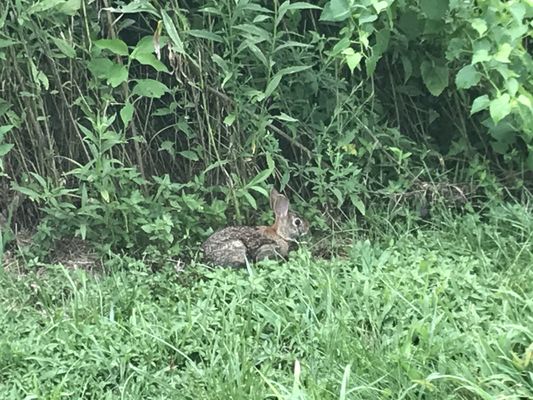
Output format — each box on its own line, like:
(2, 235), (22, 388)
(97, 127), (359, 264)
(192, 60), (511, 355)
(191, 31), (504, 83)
(270, 188), (309, 241)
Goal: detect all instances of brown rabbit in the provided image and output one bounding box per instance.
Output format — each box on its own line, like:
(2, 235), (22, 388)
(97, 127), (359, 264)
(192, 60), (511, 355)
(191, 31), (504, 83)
(201, 188), (309, 268)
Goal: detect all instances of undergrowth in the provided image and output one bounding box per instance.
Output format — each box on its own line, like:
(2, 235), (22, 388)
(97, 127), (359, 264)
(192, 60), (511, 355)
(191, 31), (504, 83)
(0, 204), (532, 399)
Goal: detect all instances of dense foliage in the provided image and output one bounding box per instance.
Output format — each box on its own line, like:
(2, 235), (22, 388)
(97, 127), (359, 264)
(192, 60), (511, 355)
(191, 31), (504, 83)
(0, 0), (531, 257)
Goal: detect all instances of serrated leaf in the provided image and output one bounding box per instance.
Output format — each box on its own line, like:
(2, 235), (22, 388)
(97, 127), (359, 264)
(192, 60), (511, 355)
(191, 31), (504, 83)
(120, 102), (134, 127)
(320, 0), (351, 22)
(132, 79), (170, 98)
(94, 39), (129, 56)
(471, 95), (490, 114)
(471, 18), (487, 36)
(52, 37), (76, 58)
(455, 65), (481, 89)
(420, 61), (449, 96)
(489, 94), (511, 124)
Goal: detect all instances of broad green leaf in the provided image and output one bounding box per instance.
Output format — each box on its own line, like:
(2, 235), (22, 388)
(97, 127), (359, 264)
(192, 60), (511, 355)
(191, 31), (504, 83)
(350, 195), (366, 216)
(372, 1), (388, 13)
(161, 10), (185, 54)
(494, 43), (512, 63)
(131, 52), (169, 72)
(471, 40), (492, 65)
(455, 65), (481, 89)
(0, 143), (13, 157)
(233, 24), (272, 41)
(248, 168), (273, 187)
(59, 0), (81, 15)
(103, 1), (159, 16)
(132, 79), (170, 98)
(277, 65), (312, 76)
(343, 48), (362, 73)
(470, 95), (490, 114)
(320, 0), (351, 22)
(517, 95), (532, 111)
(88, 57), (114, 79)
(107, 64), (128, 88)
(223, 114), (236, 126)
(401, 56), (412, 83)
(359, 13), (378, 25)
(276, 2), (321, 26)
(472, 49), (490, 64)
(398, 11), (423, 40)
(263, 74), (282, 99)
(52, 37), (76, 58)
(0, 39), (16, 48)
(420, 61), (449, 96)
(187, 29), (223, 43)
(242, 191), (257, 209)
(28, 0), (64, 14)
(420, 0), (449, 20)
(94, 39), (129, 56)
(159, 141), (174, 155)
(506, 78), (519, 97)
(471, 19), (487, 36)
(0, 125), (14, 139)
(179, 150), (199, 161)
(274, 113), (298, 122)
(509, 3), (526, 22)
(489, 94), (511, 124)
(120, 102), (134, 127)
(242, 41), (268, 67)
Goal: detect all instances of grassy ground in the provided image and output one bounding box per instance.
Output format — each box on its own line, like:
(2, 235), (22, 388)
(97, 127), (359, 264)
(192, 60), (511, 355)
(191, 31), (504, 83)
(1, 205), (532, 399)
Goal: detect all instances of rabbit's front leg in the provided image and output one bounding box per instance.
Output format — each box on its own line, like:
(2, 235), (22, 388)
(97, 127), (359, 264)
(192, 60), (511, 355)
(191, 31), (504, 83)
(255, 244), (285, 262)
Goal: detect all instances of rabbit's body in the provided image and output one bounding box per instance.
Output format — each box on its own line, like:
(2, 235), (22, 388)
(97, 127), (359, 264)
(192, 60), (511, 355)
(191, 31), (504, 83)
(201, 189), (309, 268)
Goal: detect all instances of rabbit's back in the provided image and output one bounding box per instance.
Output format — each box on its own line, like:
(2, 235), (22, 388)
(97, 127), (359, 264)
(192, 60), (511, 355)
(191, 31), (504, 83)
(201, 226), (285, 267)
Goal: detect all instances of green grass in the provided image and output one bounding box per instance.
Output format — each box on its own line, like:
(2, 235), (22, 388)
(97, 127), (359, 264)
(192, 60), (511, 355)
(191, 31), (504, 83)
(1, 206), (532, 399)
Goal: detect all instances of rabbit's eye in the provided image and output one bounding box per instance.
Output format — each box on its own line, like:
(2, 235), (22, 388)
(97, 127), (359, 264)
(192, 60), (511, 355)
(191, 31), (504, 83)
(294, 218), (301, 226)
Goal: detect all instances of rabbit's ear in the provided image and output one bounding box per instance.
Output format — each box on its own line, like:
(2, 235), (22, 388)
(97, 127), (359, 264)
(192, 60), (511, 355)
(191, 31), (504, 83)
(270, 188), (281, 210)
(273, 194), (289, 219)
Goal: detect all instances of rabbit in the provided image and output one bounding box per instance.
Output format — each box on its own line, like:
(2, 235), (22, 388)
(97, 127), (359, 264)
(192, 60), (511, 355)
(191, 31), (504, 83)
(201, 188), (309, 268)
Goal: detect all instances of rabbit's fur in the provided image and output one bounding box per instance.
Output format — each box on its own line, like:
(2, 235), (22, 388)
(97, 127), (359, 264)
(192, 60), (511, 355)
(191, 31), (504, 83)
(201, 189), (309, 268)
